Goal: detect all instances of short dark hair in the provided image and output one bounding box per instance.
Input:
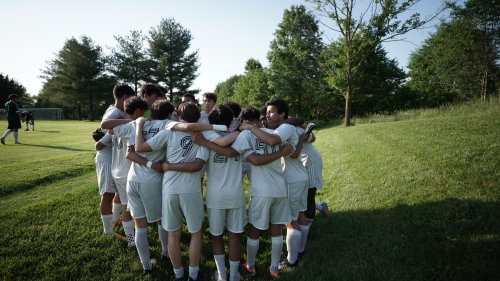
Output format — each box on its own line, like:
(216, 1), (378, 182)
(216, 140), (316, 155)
(222, 101), (242, 118)
(182, 93), (196, 102)
(8, 94), (19, 100)
(202, 92), (217, 103)
(177, 102), (200, 123)
(259, 105), (267, 117)
(265, 98), (289, 119)
(158, 85), (168, 95)
(208, 105), (233, 127)
(151, 100), (175, 120)
(124, 96), (148, 116)
(113, 84), (135, 100)
(238, 106), (261, 123)
(140, 83), (164, 98)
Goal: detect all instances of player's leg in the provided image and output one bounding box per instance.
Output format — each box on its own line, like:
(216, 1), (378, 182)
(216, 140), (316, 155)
(112, 193), (122, 225)
(30, 115), (35, 131)
(1, 121), (14, 144)
(283, 182), (303, 267)
(226, 207), (246, 281)
(268, 196), (292, 278)
(24, 118), (29, 131)
(182, 192), (205, 281)
(207, 208), (227, 281)
(115, 178), (135, 247)
(164, 193), (185, 280)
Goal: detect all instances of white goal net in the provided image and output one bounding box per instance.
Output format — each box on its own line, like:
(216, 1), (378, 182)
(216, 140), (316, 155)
(0, 108), (63, 120)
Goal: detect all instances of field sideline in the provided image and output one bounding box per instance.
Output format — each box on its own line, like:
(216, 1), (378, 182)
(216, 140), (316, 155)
(1, 99), (499, 280)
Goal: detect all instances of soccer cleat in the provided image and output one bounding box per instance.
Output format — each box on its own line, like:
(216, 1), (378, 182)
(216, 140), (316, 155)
(278, 259), (299, 269)
(142, 258), (157, 276)
(319, 202), (331, 217)
(298, 251), (305, 260)
(171, 277), (183, 281)
(24, 129), (29, 131)
(14, 141), (22, 144)
(267, 266), (280, 279)
(161, 254), (170, 261)
(1, 137), (4, 145)
(188, 273), (207, 281)
(241, 261), (256, 276)
(213, 270), (227, 281)
(304, 123), (316, 135)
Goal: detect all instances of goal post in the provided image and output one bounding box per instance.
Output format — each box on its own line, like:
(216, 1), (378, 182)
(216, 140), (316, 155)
(0, 108), (64, 120)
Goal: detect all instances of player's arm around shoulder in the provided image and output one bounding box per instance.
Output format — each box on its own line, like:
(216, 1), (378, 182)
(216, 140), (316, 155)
(239, 122), (282, 146)
(245, 143), (294, 166)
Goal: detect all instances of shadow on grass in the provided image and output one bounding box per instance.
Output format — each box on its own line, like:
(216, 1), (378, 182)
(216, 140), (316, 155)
(37, 130), (62, 133)
(282, 198), (500, 281)
(22, 144), (90, 152)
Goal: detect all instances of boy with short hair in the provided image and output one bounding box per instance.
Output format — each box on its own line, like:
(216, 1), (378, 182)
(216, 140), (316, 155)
(1, 94), (25, 145)
(199, 92), (217, 124)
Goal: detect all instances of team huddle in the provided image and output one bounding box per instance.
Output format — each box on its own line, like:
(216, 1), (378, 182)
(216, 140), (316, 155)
(95, 83), (330, 281)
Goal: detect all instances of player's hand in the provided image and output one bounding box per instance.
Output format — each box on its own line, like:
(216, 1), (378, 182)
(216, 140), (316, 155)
(239, 122), (254, 131)
(161, 161), (170, 172)
(280, 143), (295, 155)
(151, 162), (163, 173)
(191, 132), (206, 145)
(136, 117), (147, 125)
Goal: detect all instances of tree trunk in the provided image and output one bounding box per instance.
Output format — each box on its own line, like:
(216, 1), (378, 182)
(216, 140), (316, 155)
(344, 94), (352, 127)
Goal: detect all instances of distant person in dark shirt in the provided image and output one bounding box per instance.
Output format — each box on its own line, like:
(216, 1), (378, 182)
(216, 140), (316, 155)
(1, 94), (25, 145)
(21, 111), (35, 131)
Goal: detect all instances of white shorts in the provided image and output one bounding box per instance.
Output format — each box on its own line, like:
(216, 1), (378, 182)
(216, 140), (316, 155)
(306, 159), (323, 189)
(200, 164), (206, 178)
(287, 181), (308, 220)
(241, 159), (251, 182)
(162, 192), (204, 233)
(247, 196), (292, 230)
(95, 161), (116, 195)
(127, 181), (162, 222)
(207, 206), (247, 236)
(113, 177), (128, 205)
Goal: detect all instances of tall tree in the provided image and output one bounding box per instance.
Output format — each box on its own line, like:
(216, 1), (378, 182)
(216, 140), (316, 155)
(267, 5), (324, 118)
(40, 36), (114, 121)
(0, 73), (28, 107)
(148, 18), (200, 101)
(234, 59), (274, 109)
(108, 30), (150, 93)
(215, 74), (242, 103)
(308, 0), (447, 126)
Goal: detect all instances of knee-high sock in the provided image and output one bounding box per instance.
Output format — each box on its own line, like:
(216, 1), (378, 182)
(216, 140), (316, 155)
(214, 254), (227, 280)
(189, 265), (199, 280)
(135, 227), (152, 270)
(2, 130), (12, 139)
(229, 260), (240, 281)
(13, 132), (18, 142)
(112, 203), (121, 223)
(246, 238), (259, 268)
(271, 236), (283, 272)
(299, 224), (310, 253)
(158, 224), (169, 257)
(122, 220), (135, 246)
(286, 228), (301, 264)
(101, 214), (113, 235)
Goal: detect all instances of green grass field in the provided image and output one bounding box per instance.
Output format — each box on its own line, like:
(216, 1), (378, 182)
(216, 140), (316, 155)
(1, 99), (499, 281)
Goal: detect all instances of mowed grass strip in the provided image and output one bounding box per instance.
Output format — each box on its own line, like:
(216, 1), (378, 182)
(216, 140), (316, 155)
(1, 100), (499, 281)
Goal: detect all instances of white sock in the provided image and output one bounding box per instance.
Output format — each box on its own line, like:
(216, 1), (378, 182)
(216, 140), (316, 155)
(229, 260), (240, 281)
(271, 236), (283, 272)
(286, 228), (301, 264)
(2, 130), (11, 139)
(158, 224), (169, 257)
(188, 265), (199, 280)
(25, 123), (28, 130)
(32, 124), (34, 130)
(135, 227), (151, 270)
(101, 214), (113, 235)
(315, 202), (323, 211)
(246, 238), (259, 268)
(13, 132), (18, 142)
(214, 254), (227, 280)
(112, 203), (121, 223)
(307, 218), (314, 228)
(174, 266), (184, 279)
(299, 224), (310, 253)
(122, 219), (135, 246)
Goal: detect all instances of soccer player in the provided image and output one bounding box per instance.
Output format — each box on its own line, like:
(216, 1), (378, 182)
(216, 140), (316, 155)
(135, 102), (221, 281)
(21, 110), (34, 131)
(1, 94), (25, 145)
(199, 92), (216, 124)
(140, 83), (164, 119)
(240, 99), (309, 269)
(190, 105), (294, 280)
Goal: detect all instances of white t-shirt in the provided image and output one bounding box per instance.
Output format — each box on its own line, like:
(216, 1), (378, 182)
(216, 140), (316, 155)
(198, 112), (210, 124)
(96, 105), (127, 162)
(198, 130), (246, 209)
(147, 129), (208, 194)
(229, 119), (240, 133)
(273, 124), (308, 183)
(231, 129), (286, 198)
(119, 120), (179, 184)
(102, 106), (130, 179)
(296, 127), (322, 167)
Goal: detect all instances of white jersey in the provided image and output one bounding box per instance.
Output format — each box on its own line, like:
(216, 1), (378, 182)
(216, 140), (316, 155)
(111, 121), (135, 180)
(296, 127), (322, 167)
(274, 124), (308, 183)
(147, 129), (208, 194)
(96, 105), (127, 162)
(198, 112), (210, 124)
(102, 106), (130, 179)
(231, 128), (286, 198)
(199, 130), (245, 209)
(229, 119), (240, 133)
(119, 120), (179, 184)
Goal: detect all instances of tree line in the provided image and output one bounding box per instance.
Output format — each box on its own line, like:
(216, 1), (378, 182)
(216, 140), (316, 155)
(2, 0), (498, 124)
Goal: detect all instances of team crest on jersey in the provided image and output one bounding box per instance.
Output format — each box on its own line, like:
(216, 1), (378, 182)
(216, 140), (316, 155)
(148, 128), (159, 137)
(213, 153), (227, 163)
(255, 139), (268, 154)
(180, 136), (194, 157)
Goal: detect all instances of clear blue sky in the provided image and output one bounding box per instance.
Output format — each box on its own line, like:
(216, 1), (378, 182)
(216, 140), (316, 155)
(1, 0), (460, 98)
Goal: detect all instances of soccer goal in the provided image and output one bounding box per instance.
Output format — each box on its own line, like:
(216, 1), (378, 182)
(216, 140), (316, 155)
(19, 108), (63, 120)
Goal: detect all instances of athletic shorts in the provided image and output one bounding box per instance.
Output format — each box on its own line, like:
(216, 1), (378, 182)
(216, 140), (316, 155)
(287, 181), (308, 220)
(113, 177), (128, 205)
(162, 192), (204, 233)
(207, 206), (247, 236)
(127, 181), (162, 223)
(7, 119), (21, 130)
(306, 159), (323, 189)
(241, 159), (251, 182)
(247, 196), (292, 230)
(95, 161), (116, 195)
